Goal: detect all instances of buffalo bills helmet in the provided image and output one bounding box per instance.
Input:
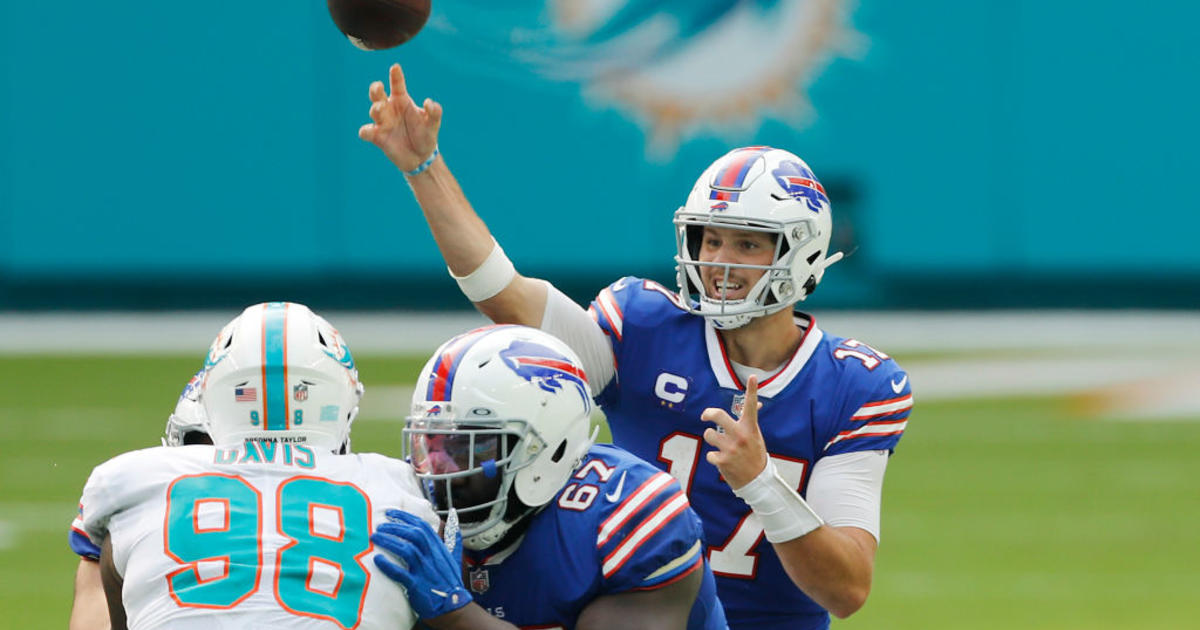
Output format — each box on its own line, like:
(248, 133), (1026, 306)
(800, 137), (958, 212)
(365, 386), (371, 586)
(200, 302), (364, 453)
(675, 146), (843, 329)
(406, 325), (595, 550)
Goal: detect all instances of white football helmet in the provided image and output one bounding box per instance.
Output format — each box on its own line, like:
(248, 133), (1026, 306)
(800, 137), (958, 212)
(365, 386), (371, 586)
(406, 325), (595, 550)
(200, 302), (364, 453)
(675, 146), (844, 329)
(162, 369), (210, 447)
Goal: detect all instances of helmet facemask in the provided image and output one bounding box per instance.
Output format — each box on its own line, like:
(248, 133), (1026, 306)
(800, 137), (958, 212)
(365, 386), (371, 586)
(675, 213), (820, 330)
(405, 410), (550, 550)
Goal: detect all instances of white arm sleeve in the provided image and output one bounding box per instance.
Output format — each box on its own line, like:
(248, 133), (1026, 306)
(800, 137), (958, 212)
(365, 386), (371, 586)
(804, 450), (889, 543)
(538, 280), (616, 396)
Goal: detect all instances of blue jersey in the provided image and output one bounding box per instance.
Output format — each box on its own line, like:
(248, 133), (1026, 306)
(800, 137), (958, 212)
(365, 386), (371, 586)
(589, 277), (912, 630)
(462, 444), (727, 630)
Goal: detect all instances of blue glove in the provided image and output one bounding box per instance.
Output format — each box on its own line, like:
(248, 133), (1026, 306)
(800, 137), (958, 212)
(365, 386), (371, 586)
(372, 509), (472, 619)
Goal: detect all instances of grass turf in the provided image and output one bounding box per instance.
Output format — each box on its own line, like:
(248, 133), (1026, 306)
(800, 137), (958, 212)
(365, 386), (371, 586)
(2, 355), (1197, 628)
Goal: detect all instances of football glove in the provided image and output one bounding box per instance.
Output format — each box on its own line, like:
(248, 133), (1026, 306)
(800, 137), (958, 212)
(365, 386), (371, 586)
(372, 508), (471, 619)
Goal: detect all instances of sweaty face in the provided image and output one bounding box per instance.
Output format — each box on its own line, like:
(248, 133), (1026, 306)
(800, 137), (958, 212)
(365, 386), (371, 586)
(697, 226), (777, 302)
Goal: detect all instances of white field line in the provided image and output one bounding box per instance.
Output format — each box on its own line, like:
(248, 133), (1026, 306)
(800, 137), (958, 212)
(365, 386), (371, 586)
(3, 310), (1200, 355)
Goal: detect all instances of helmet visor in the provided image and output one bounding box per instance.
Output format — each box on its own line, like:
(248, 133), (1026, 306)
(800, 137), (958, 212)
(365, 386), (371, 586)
(410, 431), (503, 476)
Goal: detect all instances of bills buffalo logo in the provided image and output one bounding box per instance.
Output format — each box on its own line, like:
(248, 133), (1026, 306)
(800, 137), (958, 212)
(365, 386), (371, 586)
(179, 369), (204, 403)
(710, 201), (730, 212)
(772, 160), (829, 212)
(499, 340), (591, 406)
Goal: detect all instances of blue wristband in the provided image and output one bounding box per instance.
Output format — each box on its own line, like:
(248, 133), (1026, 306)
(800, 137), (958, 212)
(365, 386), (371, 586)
(406, 146), (439, 176)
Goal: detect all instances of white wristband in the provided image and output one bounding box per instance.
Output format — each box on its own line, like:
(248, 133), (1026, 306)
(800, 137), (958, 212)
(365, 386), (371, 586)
(732, 458), (824, 543)
(450, 239), (517, 302)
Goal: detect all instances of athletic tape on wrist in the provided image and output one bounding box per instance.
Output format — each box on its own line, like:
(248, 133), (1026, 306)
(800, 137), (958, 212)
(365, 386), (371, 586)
(405, 145), (439, 176)
(733, 458), (824, 543)
(451, 240), (517, 302)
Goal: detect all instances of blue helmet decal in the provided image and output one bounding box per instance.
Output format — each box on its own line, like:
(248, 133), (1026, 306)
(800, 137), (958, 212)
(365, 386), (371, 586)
(499, 340), (590, 406)
(772, 160), (829, 212)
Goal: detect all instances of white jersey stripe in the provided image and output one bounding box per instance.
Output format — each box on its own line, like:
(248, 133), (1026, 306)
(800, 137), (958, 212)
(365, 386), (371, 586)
(595, 289), (624, 341)
(851, 395), (913, 419)
(597, 472), (674, 547)
(602, 492), (690, 578)
(643, 540), (703, 582)
(825, 419), (908, 451)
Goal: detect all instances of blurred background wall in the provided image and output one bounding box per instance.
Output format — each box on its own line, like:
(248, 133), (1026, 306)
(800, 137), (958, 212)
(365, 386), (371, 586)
(1, 0), (1196, 310)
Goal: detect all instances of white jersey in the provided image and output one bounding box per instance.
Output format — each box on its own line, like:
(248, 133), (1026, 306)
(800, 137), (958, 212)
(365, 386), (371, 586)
(77, 442), (436, 630)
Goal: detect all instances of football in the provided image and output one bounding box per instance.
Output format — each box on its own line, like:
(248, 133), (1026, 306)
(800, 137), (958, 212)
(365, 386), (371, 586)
(327, 0), (431, 51)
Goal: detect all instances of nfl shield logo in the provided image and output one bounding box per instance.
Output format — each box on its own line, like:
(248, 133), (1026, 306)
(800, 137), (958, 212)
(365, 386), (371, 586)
(469, 568), (490, 594)
(293, 383), (309, 402)
(731, 393), (746, 418)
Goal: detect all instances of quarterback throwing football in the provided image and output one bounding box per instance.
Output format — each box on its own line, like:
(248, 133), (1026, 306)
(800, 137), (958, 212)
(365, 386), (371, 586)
(361, 64), (913, 630)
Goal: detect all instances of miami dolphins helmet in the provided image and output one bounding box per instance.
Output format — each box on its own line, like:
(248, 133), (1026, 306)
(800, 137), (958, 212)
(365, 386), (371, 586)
(200, 302), (364, 453)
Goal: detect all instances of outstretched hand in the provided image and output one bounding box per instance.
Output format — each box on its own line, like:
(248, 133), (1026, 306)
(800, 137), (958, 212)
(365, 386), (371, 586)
(371, 509), (471, 620)
(701, 375), (769, 490)
(358, 63), (442, 172)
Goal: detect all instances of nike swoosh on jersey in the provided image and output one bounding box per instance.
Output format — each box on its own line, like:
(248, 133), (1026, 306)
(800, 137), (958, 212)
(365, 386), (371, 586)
(605, 471), (628, 502)
(891, 374), (908, 393)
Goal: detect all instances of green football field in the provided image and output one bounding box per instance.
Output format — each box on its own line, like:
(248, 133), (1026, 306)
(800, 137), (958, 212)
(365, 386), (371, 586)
(3, 354), (1198, 629)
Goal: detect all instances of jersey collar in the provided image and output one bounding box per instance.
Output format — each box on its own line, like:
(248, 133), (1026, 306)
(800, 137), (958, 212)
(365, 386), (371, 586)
(705, 312), (823, 398)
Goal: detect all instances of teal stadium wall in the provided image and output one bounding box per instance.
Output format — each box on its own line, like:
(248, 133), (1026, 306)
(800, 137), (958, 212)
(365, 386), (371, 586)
(1, 1), (1196, 309)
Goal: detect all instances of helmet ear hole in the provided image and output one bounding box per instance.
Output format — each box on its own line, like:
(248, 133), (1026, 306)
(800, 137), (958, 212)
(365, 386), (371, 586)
(802, 275), (818, 297)
(550, 440), (568, 463)
(807, 250), (822, 265)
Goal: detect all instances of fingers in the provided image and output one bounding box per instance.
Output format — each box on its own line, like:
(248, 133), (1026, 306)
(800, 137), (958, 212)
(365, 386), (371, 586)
(741, 376), (761, 429)
(378, 514), (445, 559)
(359, 123), (377, 143)
(389, 63), (409, 104)
(371, 529), (421, 563)
(369, 80), (387, 104)
(385, 509), (430, 526)
(700, 407), (736, 433)
(372, 553), (415, 587)
(377, 520), (436, 553)
(376, 524), (426, 556)
(702, 425), (728, 449)
(425, 98), (443, 132)
(738, 376), (760, 428)
(369, 99), (390, 125)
